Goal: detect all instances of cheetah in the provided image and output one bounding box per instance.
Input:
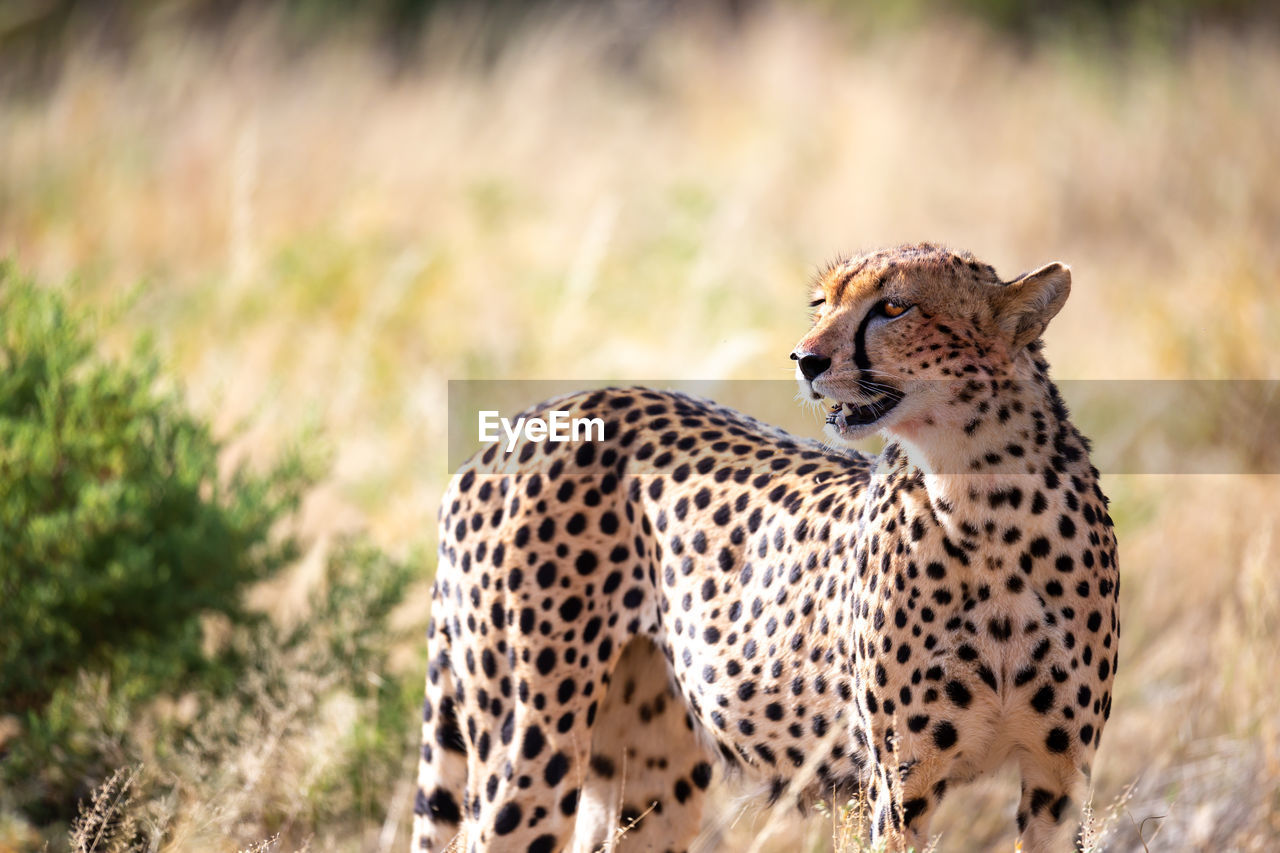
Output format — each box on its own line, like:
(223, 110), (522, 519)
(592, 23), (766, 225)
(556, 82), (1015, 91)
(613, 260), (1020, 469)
(413, 243), (1119, 852)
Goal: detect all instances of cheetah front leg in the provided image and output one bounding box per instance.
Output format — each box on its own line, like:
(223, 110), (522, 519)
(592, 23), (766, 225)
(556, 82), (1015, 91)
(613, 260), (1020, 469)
(572, 637), (714, 853)
(865, 753), (948, 852)
(860, 702), (971, 852)
(1016, 750), (1087, 853)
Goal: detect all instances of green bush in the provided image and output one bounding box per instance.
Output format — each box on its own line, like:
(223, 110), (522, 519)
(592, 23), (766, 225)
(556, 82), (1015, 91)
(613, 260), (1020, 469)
(3, 536), (421, 843)
(0, 265), (384, 832)
(0, 266), (422, 844)
(0, 266), (310, 715)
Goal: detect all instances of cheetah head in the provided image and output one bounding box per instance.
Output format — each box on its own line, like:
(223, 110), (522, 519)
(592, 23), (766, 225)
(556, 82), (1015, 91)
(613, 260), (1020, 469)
(791, 243), (1071, 444)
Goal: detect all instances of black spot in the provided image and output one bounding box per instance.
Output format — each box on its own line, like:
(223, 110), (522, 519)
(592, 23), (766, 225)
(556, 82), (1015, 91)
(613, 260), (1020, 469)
(559, 596), (584, 621)
(544, 752), (570, 786)
(1045, 727), (1070, 753)
(527, 835), (557, 853)
(945, 680), (971, 709)
(494, 802), (522, 835)
(590, 754), (616, 778)
(576, 550), (599, 575)
(903, 797), (928, 827)
(501, 711), (515, 745)
(988, 617), (1013, 641)
(932, 721), (958, 750)
(691, 762), (713, 789)
(536, 648), (556, 675)
(437, 697), (466, 755)
(425, 787), (461, 823)
(523, 725), (545, 759)
(1031, 685), (1055, 713)
(702, 578), (716, 601)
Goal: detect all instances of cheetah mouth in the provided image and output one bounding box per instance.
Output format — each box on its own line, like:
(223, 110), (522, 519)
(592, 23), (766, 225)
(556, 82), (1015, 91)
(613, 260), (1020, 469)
(825, 391), (903, 430)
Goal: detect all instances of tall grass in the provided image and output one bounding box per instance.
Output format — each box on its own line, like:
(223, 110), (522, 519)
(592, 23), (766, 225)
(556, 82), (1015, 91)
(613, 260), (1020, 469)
(2, 4), (1279, 849)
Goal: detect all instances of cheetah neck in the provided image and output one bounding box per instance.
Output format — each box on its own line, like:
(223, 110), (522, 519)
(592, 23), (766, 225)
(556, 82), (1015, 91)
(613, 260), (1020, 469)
(881, 354), (1096, 534)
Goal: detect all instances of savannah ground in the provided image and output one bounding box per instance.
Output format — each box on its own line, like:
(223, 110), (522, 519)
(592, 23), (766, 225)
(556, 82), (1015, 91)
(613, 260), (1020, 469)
(1, 2), (1279, 850)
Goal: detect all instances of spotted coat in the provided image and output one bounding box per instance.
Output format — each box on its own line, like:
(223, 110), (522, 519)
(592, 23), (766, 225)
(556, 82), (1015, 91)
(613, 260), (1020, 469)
(413, 244), (1119, 852)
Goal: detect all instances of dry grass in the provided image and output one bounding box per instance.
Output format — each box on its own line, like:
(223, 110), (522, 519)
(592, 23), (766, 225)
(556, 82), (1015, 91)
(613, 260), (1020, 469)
(3, 4), (1280, 850)
(68, 767), (140, 853)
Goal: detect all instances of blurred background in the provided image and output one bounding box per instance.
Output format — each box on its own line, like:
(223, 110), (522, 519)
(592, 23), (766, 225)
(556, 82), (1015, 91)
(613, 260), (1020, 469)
(1, 0), (1278, 850)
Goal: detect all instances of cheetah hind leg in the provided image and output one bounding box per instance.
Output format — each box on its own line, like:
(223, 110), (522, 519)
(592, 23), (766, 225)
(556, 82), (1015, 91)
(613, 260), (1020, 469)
(571, 637), (714, 852)
(413, 615), (469, 852)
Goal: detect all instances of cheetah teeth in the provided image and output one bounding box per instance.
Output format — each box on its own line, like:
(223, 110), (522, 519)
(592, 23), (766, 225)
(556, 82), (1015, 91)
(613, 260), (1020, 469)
(829, 402), (854, 417)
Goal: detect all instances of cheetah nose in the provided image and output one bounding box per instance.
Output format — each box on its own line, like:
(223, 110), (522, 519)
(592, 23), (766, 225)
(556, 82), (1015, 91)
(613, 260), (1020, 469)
(792, 350), (832, 381)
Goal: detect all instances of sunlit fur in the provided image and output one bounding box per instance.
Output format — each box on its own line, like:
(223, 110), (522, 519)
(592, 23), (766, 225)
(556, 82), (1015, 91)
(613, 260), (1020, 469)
(416, 245), (1117, 853)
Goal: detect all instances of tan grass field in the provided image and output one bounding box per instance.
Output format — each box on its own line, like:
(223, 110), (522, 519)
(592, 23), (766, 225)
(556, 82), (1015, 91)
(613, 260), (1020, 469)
(2, 4), (1279, 850)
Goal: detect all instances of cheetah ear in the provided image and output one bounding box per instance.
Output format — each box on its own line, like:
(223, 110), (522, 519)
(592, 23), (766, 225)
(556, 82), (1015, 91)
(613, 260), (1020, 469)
(995, 262), (1071, 350)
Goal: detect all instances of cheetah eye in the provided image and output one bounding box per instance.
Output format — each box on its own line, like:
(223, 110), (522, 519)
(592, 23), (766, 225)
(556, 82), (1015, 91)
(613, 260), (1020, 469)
(809, 298), (824, 308)
(875, 300), (912, 319)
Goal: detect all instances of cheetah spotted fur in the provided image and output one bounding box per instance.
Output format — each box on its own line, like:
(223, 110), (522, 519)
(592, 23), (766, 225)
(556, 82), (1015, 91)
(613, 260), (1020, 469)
(413, 243), (1120, 852)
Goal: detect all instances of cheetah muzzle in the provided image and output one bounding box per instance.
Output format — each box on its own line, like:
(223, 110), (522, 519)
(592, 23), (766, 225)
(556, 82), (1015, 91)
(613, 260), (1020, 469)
(414, 242), (1120, 853)
(824, 391), (904, 434)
